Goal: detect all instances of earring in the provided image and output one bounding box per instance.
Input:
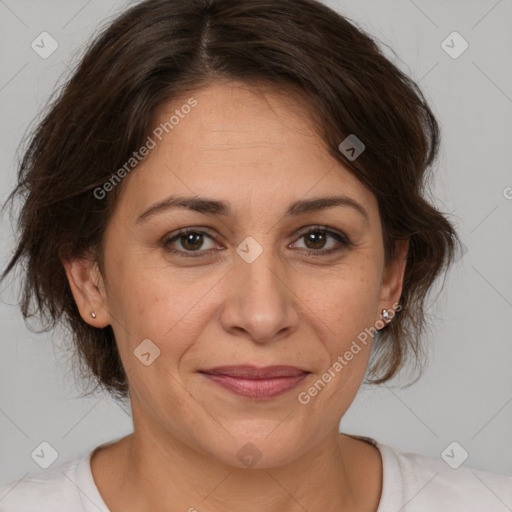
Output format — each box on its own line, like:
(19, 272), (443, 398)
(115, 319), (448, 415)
(381, 309), (392, 324)
(90, 312), (97, 319)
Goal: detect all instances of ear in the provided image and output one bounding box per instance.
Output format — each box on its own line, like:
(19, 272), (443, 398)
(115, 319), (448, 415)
(61, 254), (110, 328)
(377, 239), (409, 322)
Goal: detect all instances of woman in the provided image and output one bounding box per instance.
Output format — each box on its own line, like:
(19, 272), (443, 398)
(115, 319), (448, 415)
(0, 0), (510, 510)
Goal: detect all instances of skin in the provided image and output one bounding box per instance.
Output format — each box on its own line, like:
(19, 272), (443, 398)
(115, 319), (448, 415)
(63, 80), (408, 512)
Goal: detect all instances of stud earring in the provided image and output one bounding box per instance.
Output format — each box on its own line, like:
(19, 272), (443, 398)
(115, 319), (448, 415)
(381, 309), (392, 324)
(90, 312), (97, 319)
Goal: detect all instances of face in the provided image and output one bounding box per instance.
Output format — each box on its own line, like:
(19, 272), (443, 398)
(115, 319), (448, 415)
(66, 80), (406, 468)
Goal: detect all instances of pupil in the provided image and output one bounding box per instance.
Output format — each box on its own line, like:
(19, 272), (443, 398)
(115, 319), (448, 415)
(182, 233), (203, 250)
(306, 231), (326, 249)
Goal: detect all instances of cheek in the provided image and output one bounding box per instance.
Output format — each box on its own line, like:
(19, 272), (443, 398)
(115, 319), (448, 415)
(295, 264), (382, 394)
(301, 263), (382, 334)
(104, 253), (216, 370)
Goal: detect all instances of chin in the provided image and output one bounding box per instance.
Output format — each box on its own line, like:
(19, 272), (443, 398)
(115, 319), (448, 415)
(201, 422), (308, 469)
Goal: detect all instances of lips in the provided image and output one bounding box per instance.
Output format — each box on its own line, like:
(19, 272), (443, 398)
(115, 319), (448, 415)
(199, 365), (310, 399)
(199, 365), (309, 379)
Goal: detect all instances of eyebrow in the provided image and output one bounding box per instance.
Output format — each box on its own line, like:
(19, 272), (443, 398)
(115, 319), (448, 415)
(135, 194), (369, 225)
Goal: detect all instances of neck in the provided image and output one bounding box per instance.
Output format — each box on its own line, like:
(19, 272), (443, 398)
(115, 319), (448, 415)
(95, 426), (381, 512)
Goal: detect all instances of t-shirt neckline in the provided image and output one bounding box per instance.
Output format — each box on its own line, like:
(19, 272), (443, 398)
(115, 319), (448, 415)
(75, 434), (402, 512)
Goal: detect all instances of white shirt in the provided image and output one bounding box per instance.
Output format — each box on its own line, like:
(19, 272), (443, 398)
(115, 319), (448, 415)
(1, 435), (511, 511)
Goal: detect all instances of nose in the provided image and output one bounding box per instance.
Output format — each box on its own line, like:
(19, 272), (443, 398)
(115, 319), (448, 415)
(219, 246), (299, 344)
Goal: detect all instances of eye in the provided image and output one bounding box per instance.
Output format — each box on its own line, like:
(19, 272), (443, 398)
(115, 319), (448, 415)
(162, 225), (352, 259)
(290, 226), (352, 256)
(162, 228), (218, 257)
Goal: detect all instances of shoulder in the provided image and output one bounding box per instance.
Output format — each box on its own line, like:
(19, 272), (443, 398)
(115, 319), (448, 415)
(376, 440), (512, 512)
(0, 447), (105, 512)
(0, 458), (81, 512)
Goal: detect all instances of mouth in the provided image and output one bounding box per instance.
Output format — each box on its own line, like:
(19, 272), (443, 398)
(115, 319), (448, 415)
(198, 365), (311, 399)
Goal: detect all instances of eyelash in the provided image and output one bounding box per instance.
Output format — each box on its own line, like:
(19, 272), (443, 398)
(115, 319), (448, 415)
(162, 225), (353, 259)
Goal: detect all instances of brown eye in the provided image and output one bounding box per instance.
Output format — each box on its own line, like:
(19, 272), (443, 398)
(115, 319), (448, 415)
(292, 227), (352, 256)
(163, 229), (217, 257)
(179, 232), (205, 251)
(303, 231), (328, 250)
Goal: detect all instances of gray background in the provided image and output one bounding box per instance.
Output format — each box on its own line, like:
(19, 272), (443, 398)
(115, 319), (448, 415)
(0, 0), (511, 487)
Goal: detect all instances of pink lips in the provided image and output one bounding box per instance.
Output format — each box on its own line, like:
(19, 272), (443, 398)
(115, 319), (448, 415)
(199, 365), (310, 399)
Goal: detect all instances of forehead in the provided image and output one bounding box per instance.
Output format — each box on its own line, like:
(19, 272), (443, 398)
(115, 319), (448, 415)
(114, 80), (378, 222)
(157, 80), (326, 163)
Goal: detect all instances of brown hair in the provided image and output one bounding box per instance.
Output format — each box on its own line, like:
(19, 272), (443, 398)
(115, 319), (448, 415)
(1, 0), (460, 401)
